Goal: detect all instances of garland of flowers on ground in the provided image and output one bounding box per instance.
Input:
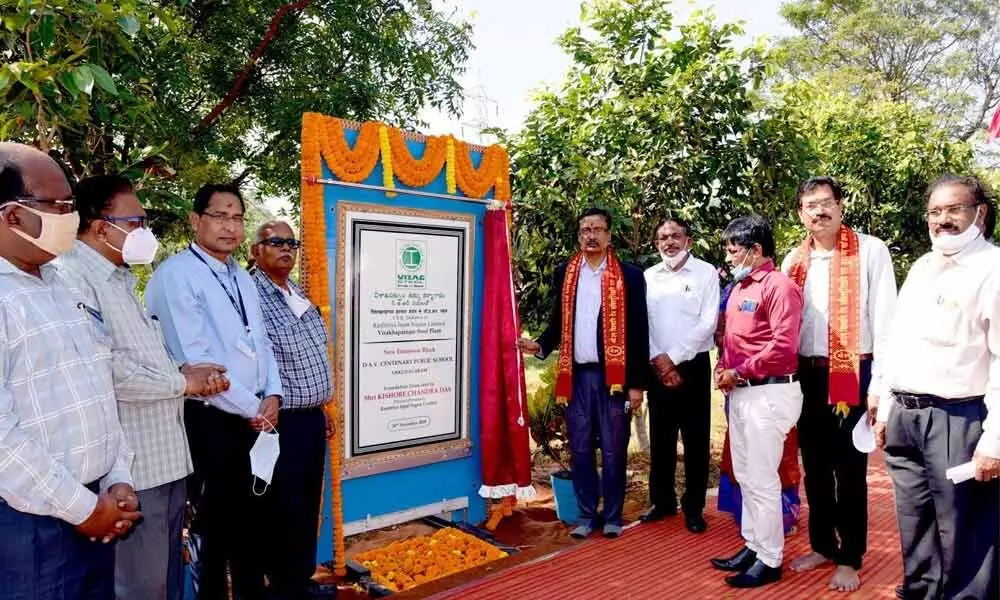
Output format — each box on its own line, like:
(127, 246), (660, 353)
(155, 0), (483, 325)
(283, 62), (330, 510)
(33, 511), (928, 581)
(354, 527), (508, 593)
(300, 112), (347, 577)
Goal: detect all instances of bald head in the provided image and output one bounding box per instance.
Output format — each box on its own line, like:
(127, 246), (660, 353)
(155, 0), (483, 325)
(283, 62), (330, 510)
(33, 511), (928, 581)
(0, 143), (71, 204)
(251, 220), (300, 286)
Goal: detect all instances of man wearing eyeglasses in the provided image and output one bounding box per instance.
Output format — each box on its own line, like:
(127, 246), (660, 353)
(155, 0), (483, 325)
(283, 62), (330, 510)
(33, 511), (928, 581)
(780, 176), (897, 593)
(249, 220), (333, 600)
(0, 143), (141, 598)
(877, 175), (999, 600)
(146, 183), (283, 600)
(55, 175), (231, 600)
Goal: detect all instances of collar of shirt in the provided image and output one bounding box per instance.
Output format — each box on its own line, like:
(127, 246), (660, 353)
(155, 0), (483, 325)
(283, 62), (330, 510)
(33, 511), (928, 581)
(0, 255), (65, 286)
(191, 242), (236, 276)
(583, 256), (608, 274)
(947, 235), (992, 266)
(69, 240), (131, 284)
(252, 268), (299, 298)
(746, 258), (776, 283)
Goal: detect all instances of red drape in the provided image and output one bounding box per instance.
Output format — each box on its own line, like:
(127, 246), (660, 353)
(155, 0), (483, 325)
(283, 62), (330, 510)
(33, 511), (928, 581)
(988, 106), (1000, 141)
(478, 209), (534, 499)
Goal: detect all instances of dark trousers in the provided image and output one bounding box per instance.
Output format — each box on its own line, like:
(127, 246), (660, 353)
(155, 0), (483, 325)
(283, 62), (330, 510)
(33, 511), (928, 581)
(797, 358), (871, 570)
(567, 366), (631, 527)
(0, 484), (114, 600)
(115, 478), (187, 600)
(647, 351), (711, 516)
(885, 397), (999, 600)
(185, 401), (268, 600)
(264, 406), (327, 600)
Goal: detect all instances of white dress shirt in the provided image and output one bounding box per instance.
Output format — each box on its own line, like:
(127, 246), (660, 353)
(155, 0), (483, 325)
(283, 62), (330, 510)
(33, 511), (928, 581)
(877, 236), (1000, 458)
(573, 258), (606, 363)
(780, 232), (897, 398)
(645, 254), (719, 364)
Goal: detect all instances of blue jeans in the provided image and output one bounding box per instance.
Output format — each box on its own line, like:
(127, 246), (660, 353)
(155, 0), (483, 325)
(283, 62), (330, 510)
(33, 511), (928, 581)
(0, 493), (114, 599)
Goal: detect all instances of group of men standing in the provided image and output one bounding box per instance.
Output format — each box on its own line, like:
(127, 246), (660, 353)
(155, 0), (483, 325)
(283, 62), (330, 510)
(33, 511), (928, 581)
(521, 175), (999, 598)
(0, 142), (333, 600)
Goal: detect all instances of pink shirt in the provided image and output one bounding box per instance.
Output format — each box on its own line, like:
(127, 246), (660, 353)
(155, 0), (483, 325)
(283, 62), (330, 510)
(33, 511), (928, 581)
(721, 260), (803, 380)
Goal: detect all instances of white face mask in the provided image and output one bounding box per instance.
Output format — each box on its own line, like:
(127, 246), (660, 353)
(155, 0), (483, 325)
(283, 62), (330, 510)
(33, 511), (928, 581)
(283, 288), (312, 319)
(730, 250), (754, 282)
(2, 203), (79, 256)
(249, 420), (280, 496)
(106, 223), (160, 265)
(660, 249), (689, 270)
(931, 215), (982, 256)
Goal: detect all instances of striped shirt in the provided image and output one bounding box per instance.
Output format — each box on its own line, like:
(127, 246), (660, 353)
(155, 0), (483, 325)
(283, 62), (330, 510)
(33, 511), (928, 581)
(252, 270), (332, 409)
(55, 241), (191, 491)
(0, 256), (133, 525)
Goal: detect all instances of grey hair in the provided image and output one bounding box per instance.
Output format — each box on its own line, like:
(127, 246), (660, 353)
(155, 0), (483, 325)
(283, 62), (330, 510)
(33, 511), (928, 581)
(251, 219), (297, 245)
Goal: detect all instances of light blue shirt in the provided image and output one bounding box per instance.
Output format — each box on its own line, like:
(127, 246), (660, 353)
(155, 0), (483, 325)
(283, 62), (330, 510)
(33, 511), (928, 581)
(145, 243), (282, 417)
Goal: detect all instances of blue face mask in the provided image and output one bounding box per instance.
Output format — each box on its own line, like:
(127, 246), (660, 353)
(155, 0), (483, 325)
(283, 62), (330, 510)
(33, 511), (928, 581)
(730, 250), (754, 282)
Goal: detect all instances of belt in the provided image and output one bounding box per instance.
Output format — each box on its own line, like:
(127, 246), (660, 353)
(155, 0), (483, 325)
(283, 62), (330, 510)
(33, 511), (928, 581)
(799, 354), (873, 369)
(573, 362), (602, 372)
(892, 391), (985, 410)
(736, 374), (799, 387)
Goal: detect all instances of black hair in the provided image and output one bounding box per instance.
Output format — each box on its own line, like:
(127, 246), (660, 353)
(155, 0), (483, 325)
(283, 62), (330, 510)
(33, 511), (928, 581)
(925, 174), (994, 239)
(796, 176), (844, 207)
(193, 183), (245, 215)
(0, 161), (25, 203)
(654, 216), (692, 238)
(722, 215), (776, 259)
(75, 175), (134, 234)
(577, 206), (612, 230)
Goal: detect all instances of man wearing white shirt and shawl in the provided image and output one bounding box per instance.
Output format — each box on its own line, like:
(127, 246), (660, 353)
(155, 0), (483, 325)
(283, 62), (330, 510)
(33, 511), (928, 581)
(641, 217), (719, 534)
(781, 176), (897, 593)
(876, 175), (999, 600)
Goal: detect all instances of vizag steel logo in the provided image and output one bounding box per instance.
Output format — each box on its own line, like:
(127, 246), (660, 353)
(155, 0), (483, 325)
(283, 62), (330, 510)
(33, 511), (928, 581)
(396, 240), (427, 289)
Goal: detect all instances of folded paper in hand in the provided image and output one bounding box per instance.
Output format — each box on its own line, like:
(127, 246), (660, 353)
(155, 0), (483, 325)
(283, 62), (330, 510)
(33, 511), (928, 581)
(945, 461), (976, 484)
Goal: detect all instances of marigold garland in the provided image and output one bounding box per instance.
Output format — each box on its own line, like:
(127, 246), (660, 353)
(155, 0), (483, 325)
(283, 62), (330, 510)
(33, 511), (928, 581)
(319, 118), (381, 183)
(378, 125), (396, 198)
(354, 528), (508, 593)
(445, 136), (457, 194)
(388, 127), (448, 188)
(300, 112), (347, 577)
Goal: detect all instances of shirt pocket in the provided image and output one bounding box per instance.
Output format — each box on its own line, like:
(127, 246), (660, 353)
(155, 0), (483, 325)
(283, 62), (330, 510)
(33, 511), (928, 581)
(920, 297), (963, 346)
(678, 288), (702, 317)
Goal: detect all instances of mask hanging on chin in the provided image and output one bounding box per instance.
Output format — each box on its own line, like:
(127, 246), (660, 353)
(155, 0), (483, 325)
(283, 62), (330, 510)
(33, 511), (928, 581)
(2, 203), (79, 256)
(730, 251), (754, 282)
(931, 220), (982, 256)
(106, 224), (160, 265)
(661, 249), (688, 270)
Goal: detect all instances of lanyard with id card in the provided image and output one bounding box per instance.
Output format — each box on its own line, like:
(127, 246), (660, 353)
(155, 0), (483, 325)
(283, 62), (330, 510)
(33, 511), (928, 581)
(189, 244), (256, 358)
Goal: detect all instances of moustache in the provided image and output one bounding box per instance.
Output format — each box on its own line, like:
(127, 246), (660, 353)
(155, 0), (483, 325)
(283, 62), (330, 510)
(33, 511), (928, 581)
(812, 214), (831, 223)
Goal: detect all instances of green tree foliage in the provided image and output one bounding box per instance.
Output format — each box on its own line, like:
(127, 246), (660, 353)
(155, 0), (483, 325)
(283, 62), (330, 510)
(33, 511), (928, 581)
(508, 0), (810, 330)
(778, 0), (1000, 141)
(0, 0), (472, 213)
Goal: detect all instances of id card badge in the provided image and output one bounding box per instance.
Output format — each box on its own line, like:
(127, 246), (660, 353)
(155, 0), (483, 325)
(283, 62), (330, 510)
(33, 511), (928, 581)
(237, 334), (256, 360)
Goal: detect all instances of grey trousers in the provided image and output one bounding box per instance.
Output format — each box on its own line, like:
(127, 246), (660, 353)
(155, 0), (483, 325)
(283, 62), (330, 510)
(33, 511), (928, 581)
(115, 478), (187, 600)
(884, 397), (999, 600)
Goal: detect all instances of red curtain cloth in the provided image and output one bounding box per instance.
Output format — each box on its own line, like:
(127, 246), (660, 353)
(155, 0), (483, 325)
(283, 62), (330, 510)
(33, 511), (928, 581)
(478, 209), (533, 498)
(988, 106), (1000, 141)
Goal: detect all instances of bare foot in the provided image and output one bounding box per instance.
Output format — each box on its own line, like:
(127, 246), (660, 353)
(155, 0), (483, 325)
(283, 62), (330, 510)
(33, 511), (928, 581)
(828, 565), (861, 592)
(789, 552), (831, 573)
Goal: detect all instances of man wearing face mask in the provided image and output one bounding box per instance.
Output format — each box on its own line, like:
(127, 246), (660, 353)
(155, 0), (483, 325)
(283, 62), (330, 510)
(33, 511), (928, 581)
(0, 144), (141, 598)
(55, 175), (231, 600)
(780, 176), (897, 593)
(146, 183), (283, 600)
(641, 217), (719, 533)
(709, 215), (803, 589)
(249, 221), (333, 600)
(876, 175), (999, 600)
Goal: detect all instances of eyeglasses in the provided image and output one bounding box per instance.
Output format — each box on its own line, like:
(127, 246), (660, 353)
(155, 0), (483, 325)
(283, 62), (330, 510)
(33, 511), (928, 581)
(924, 203), (978, 222)
(655, 233), (687, 243)
(14, 195), (76, 214)
(260, 237), (301, 249)
(103, 216), (148, 229)
(800, 198), (840, 212)
(199, 211), (245, 225)
(579, 226), (608, 236)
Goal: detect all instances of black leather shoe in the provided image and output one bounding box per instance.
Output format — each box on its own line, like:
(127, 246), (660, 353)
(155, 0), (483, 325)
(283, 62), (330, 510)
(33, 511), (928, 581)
(685, 513), (707, 533)
(895, 584), (904, 599)
(710, 546), (756, 571)
(725, 560), (782, 588)
(639, 505), (677, 523)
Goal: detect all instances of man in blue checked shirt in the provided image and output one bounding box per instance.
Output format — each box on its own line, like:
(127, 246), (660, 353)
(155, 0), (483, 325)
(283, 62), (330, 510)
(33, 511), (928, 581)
(250, 220), (333, 600)
(146, 184), (283, 600)
(0, 143), (141, 599)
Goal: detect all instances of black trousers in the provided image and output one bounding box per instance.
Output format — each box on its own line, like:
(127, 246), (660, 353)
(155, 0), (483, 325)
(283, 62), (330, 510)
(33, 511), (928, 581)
(885, 397), (999, 600)
(796, 358), (871, 570)
(264, 406), (327, 600)
(647, 351), (711, 516)
(185, 401), (268, 600)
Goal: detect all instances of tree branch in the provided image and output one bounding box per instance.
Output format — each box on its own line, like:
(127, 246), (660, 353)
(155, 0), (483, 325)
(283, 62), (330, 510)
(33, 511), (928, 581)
(192, 0), (312, 135)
